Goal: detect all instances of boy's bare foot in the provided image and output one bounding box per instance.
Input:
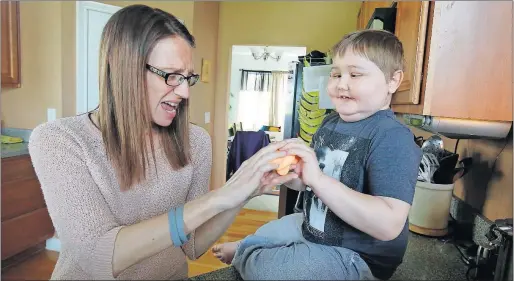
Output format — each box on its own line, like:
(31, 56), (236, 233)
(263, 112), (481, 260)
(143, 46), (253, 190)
(212, 241), (240, 264)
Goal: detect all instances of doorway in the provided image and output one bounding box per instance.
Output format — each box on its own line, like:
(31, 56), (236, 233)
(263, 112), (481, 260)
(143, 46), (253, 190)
(76, 1), (121, 114)
(226, 45), (306, 212)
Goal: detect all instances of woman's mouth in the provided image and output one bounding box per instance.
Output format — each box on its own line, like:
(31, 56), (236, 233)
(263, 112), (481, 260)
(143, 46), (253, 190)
(161, 101), (178, 118)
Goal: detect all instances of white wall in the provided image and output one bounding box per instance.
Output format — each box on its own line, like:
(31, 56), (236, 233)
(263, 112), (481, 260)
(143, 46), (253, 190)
(228, 45), (306, 127)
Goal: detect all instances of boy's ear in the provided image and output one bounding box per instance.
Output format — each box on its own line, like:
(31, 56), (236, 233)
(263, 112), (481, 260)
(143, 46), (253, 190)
(388, 70), (404, 94)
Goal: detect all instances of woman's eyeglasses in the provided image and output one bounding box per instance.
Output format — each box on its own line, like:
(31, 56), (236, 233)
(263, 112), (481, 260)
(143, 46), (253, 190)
(146, 64), (200, 87)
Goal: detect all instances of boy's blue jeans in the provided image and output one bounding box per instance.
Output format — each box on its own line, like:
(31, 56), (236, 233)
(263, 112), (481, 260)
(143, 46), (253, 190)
(231, 213), (376, 280)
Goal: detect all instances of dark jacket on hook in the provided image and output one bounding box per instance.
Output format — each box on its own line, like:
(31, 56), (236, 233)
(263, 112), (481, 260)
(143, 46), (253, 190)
(226, 131), (271, 180)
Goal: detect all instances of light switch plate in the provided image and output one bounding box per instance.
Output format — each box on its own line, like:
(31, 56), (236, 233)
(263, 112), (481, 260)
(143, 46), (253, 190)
(47, 108), (57, 121)
(204, 112), (210, 124)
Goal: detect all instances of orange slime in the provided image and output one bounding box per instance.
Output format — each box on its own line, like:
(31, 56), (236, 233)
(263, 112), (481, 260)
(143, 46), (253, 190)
(270, 155), (300, 175)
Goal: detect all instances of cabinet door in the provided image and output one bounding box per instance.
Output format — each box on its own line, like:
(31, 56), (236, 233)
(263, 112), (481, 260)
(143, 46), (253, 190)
(391, 1), (430, 105)
(1, 155), (46, 222)
(423, 1), (513, 121)
(2, 208), (54, 260)
(1, 1), (21, 88)
(357, 1), (392, 30)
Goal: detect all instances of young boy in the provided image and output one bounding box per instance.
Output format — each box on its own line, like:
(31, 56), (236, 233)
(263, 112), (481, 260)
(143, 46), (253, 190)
(213, 30), (422, 280)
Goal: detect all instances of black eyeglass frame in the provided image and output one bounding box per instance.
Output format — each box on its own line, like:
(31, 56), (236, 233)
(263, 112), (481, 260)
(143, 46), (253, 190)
(146, 64), (200, 87)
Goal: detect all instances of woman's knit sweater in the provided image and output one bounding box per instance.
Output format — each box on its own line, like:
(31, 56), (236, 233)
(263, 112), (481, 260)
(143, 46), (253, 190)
(28, 113), (212, 280)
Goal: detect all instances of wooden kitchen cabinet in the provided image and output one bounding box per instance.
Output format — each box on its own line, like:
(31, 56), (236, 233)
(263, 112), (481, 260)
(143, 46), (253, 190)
(420, 1), (512, 122)
(1, 155), (54, 261)
(358, 1), (513, 122)
(357, 1), (429, 107)
(356, 1), (392, 30)
(1, 1), (21, 88)
(391, 1), (429, 106)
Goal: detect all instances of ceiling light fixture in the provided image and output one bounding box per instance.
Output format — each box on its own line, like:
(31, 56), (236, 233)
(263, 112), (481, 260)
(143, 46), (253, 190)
(251, 46), (282, 62)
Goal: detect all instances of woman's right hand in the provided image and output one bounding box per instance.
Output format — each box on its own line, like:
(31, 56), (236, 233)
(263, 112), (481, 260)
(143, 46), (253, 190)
(222, 140), (298, 208)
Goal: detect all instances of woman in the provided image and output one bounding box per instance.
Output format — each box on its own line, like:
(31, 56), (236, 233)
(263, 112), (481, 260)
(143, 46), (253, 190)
(28, 4), (296, 280)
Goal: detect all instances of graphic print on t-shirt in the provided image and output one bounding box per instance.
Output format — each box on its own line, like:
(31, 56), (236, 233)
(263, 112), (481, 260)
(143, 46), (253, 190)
(302, 124), (370, 245)
(307, 147), (349, 232)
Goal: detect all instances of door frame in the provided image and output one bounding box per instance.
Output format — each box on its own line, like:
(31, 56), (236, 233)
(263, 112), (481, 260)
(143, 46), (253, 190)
(76, 1), (121, 115)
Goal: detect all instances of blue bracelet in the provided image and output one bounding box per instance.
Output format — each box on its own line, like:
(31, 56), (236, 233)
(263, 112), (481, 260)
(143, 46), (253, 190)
(168, 208), (182, 246)
(175, 206), (191, 243)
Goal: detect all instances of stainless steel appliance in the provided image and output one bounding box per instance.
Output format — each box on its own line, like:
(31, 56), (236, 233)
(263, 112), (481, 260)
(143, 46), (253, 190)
(279, 52), (330, 217)
(282, 52), (329, 143)
(488, 218), (513, 281)
(474, 218), (513, 281)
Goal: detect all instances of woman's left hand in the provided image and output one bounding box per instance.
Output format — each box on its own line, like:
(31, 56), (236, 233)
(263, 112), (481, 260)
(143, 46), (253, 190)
(280, 139), (323, 187)
(252, 170), (298, 198)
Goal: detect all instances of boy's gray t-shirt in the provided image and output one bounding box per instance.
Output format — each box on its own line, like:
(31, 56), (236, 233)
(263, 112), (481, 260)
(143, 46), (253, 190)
(301, 109), (422, 280)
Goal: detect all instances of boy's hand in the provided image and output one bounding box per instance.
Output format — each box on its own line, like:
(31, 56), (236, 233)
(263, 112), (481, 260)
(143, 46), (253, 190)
(280, 139), (323, 187)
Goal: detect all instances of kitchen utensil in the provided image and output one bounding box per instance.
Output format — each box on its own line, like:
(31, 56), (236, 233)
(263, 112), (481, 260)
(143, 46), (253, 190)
(433, 153), (459, 184)
(451, 157), (473, 183)
(418, 153), (439, 182)
(414, 136), (424, 148)
(421, 135), (445, 159)
(438, 148), (455, 160)
(418, 164), (431, 182)
(458, 157), (473, 169)
(424, 153), (439, 166)
(418, 156), (431, 182)
(452, 167), (466, 183)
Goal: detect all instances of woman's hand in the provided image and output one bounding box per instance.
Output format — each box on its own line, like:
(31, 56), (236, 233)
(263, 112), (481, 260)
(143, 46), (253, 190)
(222, 140), (298, 207)
(254, 170), (298, 198)
(280, 139), (323, 187)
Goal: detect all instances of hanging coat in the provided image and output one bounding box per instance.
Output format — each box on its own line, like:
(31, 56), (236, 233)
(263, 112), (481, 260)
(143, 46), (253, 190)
(226, 131), (271, 180)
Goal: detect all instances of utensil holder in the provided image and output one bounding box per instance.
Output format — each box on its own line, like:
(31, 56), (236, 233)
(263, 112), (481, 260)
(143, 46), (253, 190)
(408, 181), (454, 237)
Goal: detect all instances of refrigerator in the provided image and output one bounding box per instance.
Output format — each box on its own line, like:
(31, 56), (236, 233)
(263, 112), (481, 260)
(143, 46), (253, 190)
(278, 53), (334, 218)
(282, 55), (333, 142)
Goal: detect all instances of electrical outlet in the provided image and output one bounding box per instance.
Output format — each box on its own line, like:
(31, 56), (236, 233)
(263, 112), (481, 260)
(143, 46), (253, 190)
(204, 112), (210, 124)
(47, 108), (57, 122)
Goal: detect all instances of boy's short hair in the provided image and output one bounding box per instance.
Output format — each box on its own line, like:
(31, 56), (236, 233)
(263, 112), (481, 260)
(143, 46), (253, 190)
(332, 30), (404, 80)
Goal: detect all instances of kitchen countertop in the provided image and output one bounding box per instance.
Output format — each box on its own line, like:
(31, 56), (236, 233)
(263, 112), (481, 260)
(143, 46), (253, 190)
(1, 142), (29, 159)
(1, 128), (32, 159)
(188, 232), (468, 280)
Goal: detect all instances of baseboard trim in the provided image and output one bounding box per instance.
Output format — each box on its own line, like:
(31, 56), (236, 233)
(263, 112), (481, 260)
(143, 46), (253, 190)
(45, 237), (61, 252)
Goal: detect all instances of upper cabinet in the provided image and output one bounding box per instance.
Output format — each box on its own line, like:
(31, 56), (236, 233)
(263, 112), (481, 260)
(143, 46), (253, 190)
(391, 2), (429, 106)
(357, 1), (428, 107)
(357, 1), (392, 30)
(421, 2), (512, 122)
(357, 1), (513, 122)
(1, 1), (21, 88)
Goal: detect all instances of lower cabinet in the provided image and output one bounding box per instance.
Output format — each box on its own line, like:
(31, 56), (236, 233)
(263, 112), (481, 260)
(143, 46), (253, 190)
(1, 154), (54, 261)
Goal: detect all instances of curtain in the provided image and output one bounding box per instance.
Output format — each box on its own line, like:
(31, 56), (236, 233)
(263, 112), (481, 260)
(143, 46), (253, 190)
(269, 71), (288, 127)
(240, 70), (271, 92)
(237, 89), (271, 130)
(237, 70), (288, 131)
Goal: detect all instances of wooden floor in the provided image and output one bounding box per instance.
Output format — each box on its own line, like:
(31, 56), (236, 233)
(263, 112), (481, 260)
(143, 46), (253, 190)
(1, 209), (278, 280)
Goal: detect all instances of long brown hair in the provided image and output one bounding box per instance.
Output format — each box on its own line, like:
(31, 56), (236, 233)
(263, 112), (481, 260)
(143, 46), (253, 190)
(97, 5), (195, 191)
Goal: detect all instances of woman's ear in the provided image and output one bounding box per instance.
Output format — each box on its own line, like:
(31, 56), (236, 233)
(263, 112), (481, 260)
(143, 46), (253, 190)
(388, 70), (404, 94)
